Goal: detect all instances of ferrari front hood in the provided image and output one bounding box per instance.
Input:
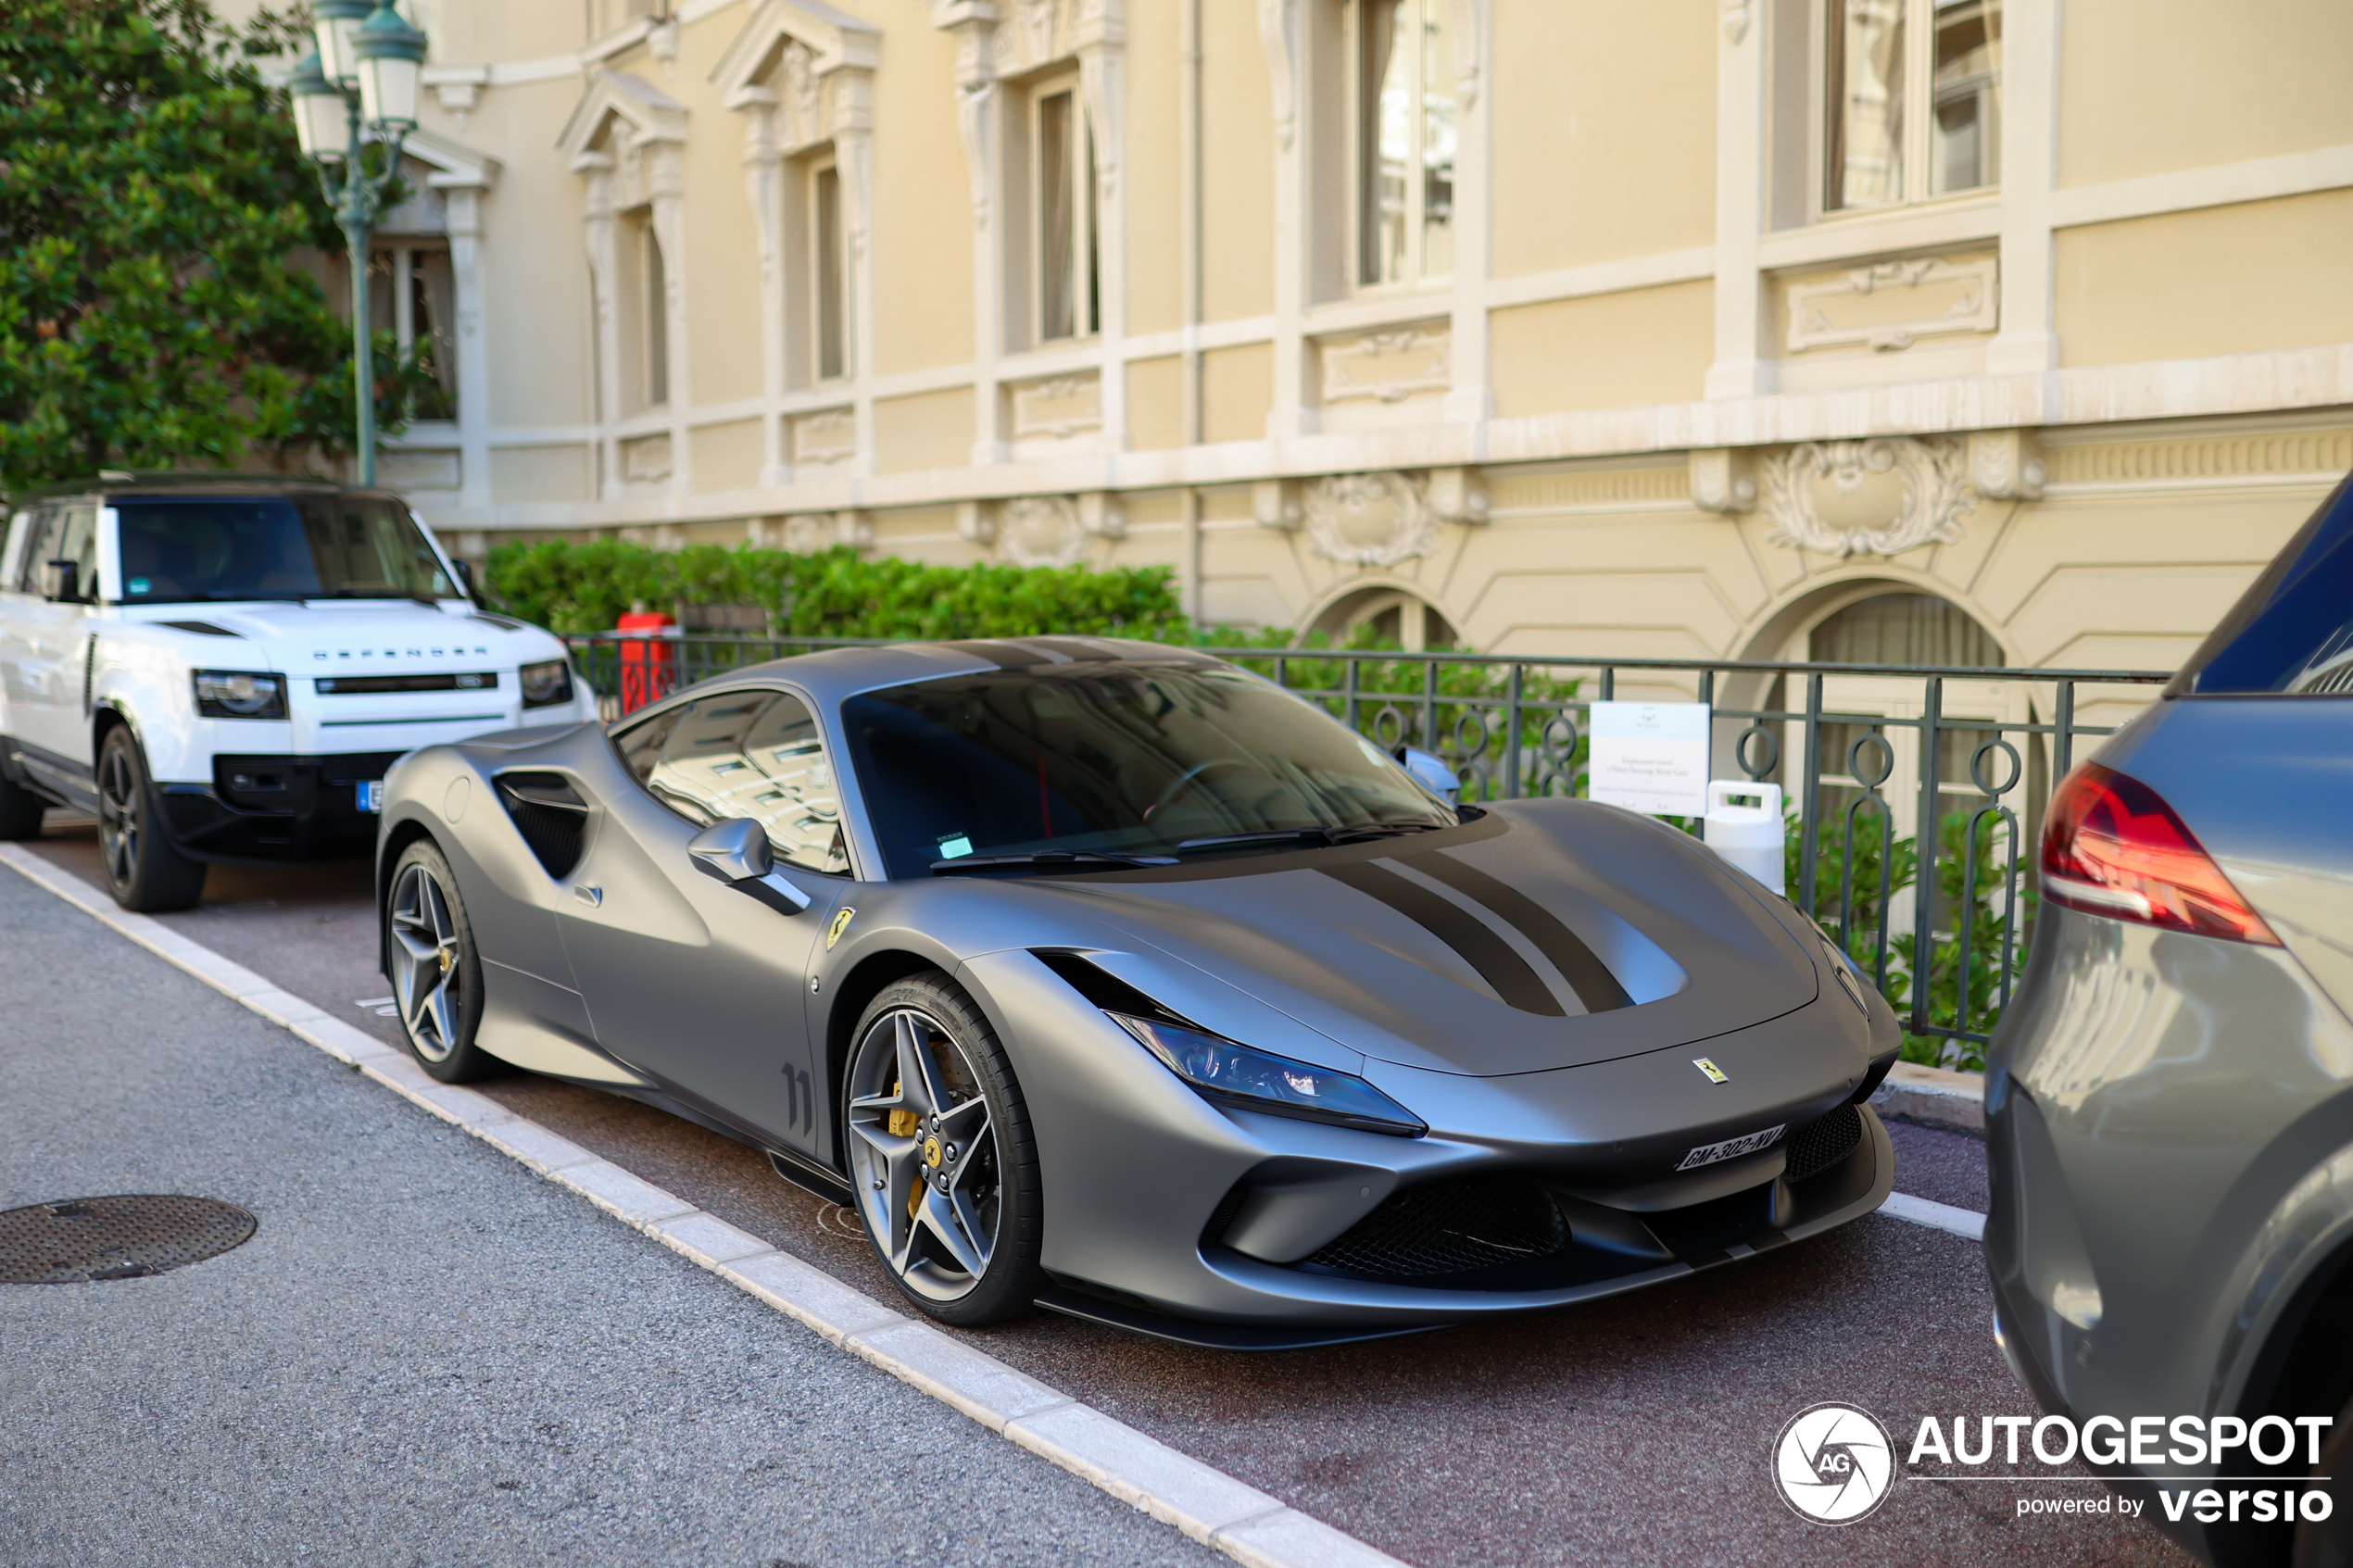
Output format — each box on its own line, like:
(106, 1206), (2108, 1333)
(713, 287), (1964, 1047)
(1026, 801), (1821, 1077)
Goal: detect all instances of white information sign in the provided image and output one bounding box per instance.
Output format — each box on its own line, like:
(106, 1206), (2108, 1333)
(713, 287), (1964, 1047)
(1587, 701), (1711, 816)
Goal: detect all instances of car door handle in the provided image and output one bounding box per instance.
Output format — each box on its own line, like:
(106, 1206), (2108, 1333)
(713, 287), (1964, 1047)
(573, 884), (602, 908)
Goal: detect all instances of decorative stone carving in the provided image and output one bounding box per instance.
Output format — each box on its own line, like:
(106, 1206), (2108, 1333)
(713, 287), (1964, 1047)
(781, 510), (872, 552)
(1720, 0), (1751, 44)
(1252, 478), (1302, 531)
(620, 433), (674, 483)
(1757, 437), (1978, 557)
(1321, 326), (1451, 405)
(1010, 373), (1102, 441)
(792, 408), (856, 464)
(1303, 472), (1438, 568)
(1969, 429), (2045, 500)
(1689, 448), (1757, 513)
(1076, 491), (1126, 540)
(1000, 495), (1088, 567)
(1428, 466), (1489, 525)
(1785, 256), (1998, 355)
(955, 498), (997, 545)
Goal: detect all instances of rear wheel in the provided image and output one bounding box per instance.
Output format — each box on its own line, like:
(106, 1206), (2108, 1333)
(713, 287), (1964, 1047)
(385, 840), (502, 1084)
(843, 975), (1044, 1325)
(95, 727), (206, 911)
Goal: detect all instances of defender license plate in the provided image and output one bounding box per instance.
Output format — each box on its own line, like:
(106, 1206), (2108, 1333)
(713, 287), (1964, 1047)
(1677, 1124), (1785, 1172)
(358, 781), (385, 812)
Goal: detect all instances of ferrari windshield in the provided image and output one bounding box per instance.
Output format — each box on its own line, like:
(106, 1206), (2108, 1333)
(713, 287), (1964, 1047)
(114, 495), (458, 604)
(842, 661), (1457, 878)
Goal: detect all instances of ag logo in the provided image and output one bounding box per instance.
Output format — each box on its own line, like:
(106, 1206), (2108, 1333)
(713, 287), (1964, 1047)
(826, 907), (856, 950)
(1773, 1402), (1895, 1524)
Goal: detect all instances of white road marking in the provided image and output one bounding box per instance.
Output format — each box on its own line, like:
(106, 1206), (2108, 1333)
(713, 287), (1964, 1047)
(0, 843), (1406, 1568)
(1881, 1190), (1988, 1241)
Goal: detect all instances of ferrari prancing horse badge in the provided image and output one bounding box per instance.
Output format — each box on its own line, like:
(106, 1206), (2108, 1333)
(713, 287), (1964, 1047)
(826, 907), (855, 950)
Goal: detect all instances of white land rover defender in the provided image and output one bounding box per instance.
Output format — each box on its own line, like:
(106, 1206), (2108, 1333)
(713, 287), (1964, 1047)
(0, 476), (594, 910)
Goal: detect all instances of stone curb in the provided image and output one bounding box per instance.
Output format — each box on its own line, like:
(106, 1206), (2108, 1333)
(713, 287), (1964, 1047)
(1871, 1060), (1986, 1134)
(0, 844), (1413, 1568)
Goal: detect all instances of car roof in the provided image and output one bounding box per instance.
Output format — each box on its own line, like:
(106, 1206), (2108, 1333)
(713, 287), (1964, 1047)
(7, 472), (405, 508)
(658, 635), (1230, 709)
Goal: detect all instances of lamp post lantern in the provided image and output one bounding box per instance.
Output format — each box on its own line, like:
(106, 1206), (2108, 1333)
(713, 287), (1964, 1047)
(287, 1), (430, 487)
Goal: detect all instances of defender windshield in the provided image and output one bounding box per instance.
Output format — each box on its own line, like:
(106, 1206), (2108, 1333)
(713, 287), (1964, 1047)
(841, 660), (1458, 879)
(114, 495), (457, 604)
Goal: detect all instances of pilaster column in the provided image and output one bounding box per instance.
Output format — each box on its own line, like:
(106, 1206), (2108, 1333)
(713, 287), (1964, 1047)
(1442, 0), (1491, 430)
(443, 186), (494, 510)
(1705, 0), (1771, 400)
(647, 140), (689, 499)
(1257, 0), (1311, 441)
(581, 160), (623, 500)
(1076, 1), (1128, 454)
(1986, 0), (2059, 392)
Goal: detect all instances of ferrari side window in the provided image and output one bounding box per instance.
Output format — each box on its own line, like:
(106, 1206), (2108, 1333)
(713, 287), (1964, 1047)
(640, 689), (849, 874)
(611, 704), (684, 787)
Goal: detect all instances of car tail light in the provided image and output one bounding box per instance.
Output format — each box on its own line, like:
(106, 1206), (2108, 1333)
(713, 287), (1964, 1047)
(2041, 763), (2279, 945)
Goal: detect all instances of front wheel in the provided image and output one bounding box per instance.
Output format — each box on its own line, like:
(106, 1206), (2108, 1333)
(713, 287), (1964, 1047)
(95, 726), (206, 911)
(385, 840), (502, 1084)
(843, 975), (1044, 1326)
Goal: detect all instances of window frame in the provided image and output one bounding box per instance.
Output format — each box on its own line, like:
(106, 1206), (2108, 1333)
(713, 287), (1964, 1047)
(1813, 0), (2002, 222)
(1027, 71), (1100, 345)
(1343, 0), (1455, 295)
(809, 153), (851, 383)
(366, 241), (459, 420)
(640, 220), (671, 409)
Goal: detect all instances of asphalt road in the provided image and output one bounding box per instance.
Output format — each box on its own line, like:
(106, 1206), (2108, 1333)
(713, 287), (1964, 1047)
(0, 857), (1229, 1568)
(10, 823), (2192, 1568)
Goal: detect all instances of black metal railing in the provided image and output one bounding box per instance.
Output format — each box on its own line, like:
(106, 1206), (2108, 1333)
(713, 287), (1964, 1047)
(563, 632), (2172, 1068)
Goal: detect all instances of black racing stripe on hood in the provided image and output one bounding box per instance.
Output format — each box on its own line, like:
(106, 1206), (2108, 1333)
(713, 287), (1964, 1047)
(1400, 849), (1636, 1013)
(1317, 861), (1566, 1017)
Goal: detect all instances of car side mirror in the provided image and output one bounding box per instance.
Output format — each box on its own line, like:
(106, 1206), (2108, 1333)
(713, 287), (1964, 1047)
(1394, 745), (1461, 804)
(686, 818), (812, 916)
(40, 559), (79, 603)
(688, 818), (773, 883)
(447, 558), (476, 600)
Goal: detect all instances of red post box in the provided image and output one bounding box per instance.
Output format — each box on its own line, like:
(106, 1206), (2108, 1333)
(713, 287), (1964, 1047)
(616, 607), (677, 715)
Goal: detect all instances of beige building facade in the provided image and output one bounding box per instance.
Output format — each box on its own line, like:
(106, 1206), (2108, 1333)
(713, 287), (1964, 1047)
(338, 0), (2353, 677)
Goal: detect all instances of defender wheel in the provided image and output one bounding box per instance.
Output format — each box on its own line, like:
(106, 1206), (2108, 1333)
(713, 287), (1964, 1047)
(844, 974), (1044, 1326)
(95, 727), (206, 911)
(385, 840), (502, 1084)
(0, 760), (44, 840)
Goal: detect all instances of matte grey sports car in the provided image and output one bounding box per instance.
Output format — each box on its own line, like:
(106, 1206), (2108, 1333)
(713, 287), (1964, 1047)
(374, 638), (1899, 1347)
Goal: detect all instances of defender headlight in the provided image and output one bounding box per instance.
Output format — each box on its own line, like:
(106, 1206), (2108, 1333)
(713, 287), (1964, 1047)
(1108, 1014), (1426, 1136)
(519, 658), (574, 709)
(192, 670), (287, 720)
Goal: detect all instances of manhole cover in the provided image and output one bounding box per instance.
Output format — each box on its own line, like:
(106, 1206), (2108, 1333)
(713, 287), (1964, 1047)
(0, 1196), (257, 1284)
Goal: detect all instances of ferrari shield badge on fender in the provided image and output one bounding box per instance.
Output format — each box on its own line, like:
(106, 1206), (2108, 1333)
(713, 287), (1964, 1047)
(1693, 1057), (1730, 1085)
(826, 907), (855, 950)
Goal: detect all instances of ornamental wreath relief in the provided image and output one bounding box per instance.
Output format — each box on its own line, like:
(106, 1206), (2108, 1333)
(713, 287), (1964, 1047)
(1758, 436), (1978, 558)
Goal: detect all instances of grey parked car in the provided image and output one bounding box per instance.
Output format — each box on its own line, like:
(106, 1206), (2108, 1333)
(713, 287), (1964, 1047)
(1988, 475), (2353, 1564)
(376, 638), (1898, 1346)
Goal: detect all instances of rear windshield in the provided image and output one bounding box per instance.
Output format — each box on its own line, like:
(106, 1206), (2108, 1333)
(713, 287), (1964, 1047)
(840, 660), (1454, 879)
(2171, 475), (2353, 696)
(114, 495), (457, 605)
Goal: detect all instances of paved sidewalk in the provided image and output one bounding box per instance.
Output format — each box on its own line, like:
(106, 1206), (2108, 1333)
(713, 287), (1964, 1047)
(0, 870), (1222, 1568)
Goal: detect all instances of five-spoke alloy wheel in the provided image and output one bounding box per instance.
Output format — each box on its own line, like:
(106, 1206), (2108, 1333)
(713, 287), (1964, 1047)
(844, 975), (1043, 1324)
(95, 725), (206, 911)
(386, 840), (499, 1083)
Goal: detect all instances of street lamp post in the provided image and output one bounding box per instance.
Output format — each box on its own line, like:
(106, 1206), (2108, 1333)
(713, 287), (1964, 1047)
(288, 0), (428, 488)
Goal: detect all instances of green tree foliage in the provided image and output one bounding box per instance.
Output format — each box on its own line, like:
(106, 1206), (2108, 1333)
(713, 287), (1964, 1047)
(0, 0), (425, 487)
(483, 538), (1192, 643)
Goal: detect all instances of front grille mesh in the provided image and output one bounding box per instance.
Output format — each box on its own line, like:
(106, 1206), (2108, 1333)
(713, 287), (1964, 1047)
(1307, 1179), (1569, 1278)
(1782, 1103), (1864, 1184)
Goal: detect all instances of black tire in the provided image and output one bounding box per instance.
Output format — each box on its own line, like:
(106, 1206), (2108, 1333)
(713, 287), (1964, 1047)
(384, 839), (503, 1084)
(0, 758), (44, 840)
(2296, 1392), (2353, 1568)
(95, 726), (206, 912)
(841, 973), (1044, 1326)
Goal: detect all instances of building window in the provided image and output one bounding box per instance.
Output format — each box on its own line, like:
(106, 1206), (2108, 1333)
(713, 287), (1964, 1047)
(1350, 0), (1454, 289)
(812, 159), (849, 381)
(1823, 0), (2000, 214)
(1032, 80), (1100, 342)
(642, 223), (670, 408)
(365, 244), (458, 420)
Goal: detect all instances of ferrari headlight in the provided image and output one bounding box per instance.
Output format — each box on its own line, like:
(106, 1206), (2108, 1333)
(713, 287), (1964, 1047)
(192, 670), (287, 719)
(519, 658), (574, 709)
(1109, 1014), (1425, 1137)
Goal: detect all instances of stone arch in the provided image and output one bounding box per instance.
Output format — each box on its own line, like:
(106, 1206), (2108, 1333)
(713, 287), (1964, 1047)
(1302, 580), (1459, 649)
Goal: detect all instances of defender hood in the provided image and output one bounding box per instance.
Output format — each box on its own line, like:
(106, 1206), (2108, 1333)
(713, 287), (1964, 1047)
(128, 601), (563, 674)
(1026, 800), (1820, 1077)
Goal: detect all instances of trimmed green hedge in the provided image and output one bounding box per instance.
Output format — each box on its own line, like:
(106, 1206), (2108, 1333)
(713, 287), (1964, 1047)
(484, 539), (1189, 641)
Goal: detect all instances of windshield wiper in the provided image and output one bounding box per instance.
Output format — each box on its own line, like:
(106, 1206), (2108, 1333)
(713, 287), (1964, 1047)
(930, 849), (1177, 874)
(1174, 820), (1449, 855)
(1327, 820), (1451, 844)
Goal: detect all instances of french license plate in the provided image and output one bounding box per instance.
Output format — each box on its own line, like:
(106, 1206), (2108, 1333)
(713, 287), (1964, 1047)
(358, 781), (385, 812)
(1677, 1124), (1786, 1172)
